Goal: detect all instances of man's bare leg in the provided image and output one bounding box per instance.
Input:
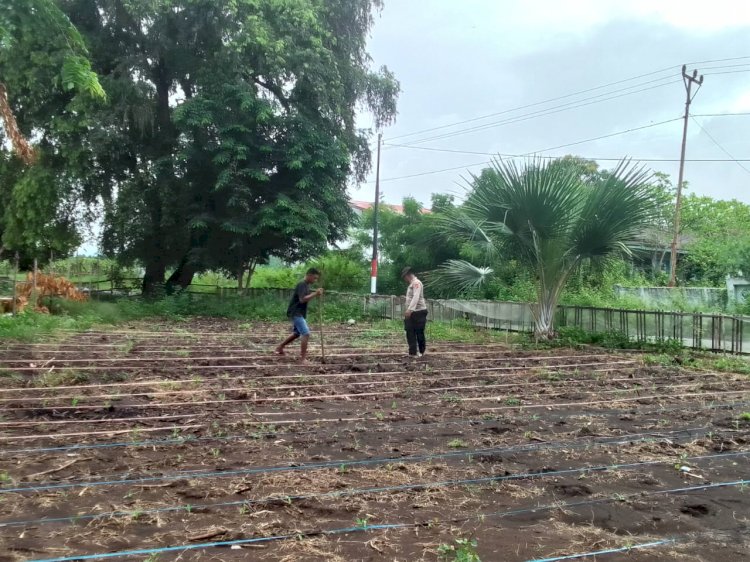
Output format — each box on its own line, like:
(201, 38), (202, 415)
(299, 334), (310, 362)
(275, 333), (299, 355)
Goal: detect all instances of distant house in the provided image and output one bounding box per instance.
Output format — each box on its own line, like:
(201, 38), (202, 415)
(349, 200), (431, 217)
(629, 228), (693, 276)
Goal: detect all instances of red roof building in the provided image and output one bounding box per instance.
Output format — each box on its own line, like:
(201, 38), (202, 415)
(350, 200), (430, 216)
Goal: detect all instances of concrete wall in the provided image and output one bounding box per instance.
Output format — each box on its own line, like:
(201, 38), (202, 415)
(726, 277), (750, 305)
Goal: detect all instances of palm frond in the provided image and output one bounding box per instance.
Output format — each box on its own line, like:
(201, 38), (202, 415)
(429, 259), (493, 294)
(570, 159), (657, 260)
(464, 157), (585, 245)
(434, 208), (506, 263)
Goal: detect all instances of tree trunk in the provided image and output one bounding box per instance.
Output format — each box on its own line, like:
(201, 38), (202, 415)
(533, 295), (557, 340)
(142, 261), (166, 298)
(0, 82), (35, 164)
(245, 260), (257, 290)
(533, 268), (573, 340)
(237, 267), (245, 292)
(165, 257), (197, 294)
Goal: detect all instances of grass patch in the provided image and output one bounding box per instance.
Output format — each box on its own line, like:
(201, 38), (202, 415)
(530, 326), (684, 353)
(694, 355), (750, 375)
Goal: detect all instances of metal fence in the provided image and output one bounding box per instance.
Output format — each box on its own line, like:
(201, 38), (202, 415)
(3, 275), (749, 353)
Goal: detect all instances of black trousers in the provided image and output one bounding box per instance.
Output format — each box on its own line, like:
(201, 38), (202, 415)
(404, 310), (428, 356)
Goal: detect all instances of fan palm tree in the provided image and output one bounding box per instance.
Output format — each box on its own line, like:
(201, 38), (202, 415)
(435, 158), (657, 339)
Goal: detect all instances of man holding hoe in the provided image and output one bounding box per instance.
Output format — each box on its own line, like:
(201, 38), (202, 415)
(275, 268), (323, 362)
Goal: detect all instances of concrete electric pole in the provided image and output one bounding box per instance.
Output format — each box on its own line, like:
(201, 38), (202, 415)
(668, 65), (704, 287)
(371, 132), (382, 294)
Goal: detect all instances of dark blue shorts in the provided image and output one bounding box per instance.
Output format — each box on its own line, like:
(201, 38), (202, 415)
(292, 316), (310, 336)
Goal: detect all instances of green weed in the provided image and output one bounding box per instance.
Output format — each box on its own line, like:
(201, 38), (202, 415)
(438, 538), (481, 562)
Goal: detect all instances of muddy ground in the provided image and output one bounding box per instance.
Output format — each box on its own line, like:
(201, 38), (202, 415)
(0, 318), (749, 561)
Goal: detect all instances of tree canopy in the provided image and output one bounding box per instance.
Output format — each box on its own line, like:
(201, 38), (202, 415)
(1, 0), (398, 291)
(0, 0), (105, 262)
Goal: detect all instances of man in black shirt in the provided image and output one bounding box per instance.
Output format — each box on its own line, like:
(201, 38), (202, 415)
(275, 268), (323, 362)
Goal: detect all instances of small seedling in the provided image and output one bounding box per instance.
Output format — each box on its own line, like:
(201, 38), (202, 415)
(374, 411), (385, 421)
(438, 538), (481, 562)
(740, 412), (750, 421)
(144, 554), (160, 562)
(71, 396), (80, 407)
(210, 448), (221, 458)
(505, 397), (521, 406)
(0, 472), (11, 484)
(447, 439), (468, 449)
(391, 401), (398, 409)
(339, 464), (350, 474)
(355, 516), (369, 529)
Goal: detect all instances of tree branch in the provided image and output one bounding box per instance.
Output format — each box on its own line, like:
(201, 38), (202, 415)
(253, 78), (290, 111)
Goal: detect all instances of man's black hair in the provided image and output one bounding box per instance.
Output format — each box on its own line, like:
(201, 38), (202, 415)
(306, 267), (321, 276)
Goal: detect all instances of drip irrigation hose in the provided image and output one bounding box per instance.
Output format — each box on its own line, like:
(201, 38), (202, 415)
(25, 479), (749, 562)
(525, 539), (677, 562)
(3, 450), (747, 528)
(0, 392), (742, 454)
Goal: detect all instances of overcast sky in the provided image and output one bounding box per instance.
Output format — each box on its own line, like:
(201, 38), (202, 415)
(352, 0), (750, 207)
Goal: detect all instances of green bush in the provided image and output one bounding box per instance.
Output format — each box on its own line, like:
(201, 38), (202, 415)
(551, 326), (682, 353)
(308, 253), (368, 292)
(249, 265), (303, 289)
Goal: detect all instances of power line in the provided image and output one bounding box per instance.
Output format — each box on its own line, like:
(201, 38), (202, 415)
(691, 114), (750, 176)
(686, 55), (750, 65)
(383, 142), (750, 162)
(386, 67), (682, 142)
(384, 57), (750, 144)
(703, 69), (750, 76)
(692, 111), (750, 117)
(373, 118), (683, 183)
(528, 118), (682, 154)
(391, 80), (682, 147)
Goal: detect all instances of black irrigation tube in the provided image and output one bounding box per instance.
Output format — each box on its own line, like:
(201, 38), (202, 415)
(0, 361), (649, 404)
(4, 449), (748, 529)
(3, 369), (723, 414)
(24, 479), (750, 562)
(1, 426), (742, 495)
(3, 397), (748, 457)
(1, 364), (691, 406)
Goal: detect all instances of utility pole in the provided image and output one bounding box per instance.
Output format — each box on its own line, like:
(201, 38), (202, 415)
(668, 65), (703, 287)
(370, 132), (382, 294)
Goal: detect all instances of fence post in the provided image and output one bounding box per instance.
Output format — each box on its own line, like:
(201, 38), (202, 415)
(11, 252), (19, 316)
(31, 258), (37, 308)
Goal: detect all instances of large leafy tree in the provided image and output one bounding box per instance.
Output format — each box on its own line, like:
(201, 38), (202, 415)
(680, 194), (750, 285)
(436, 158), (657, 338)
(0, 0), (104, 262)
(353, 195), (463, 295)
(59, 0), (398, 294)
